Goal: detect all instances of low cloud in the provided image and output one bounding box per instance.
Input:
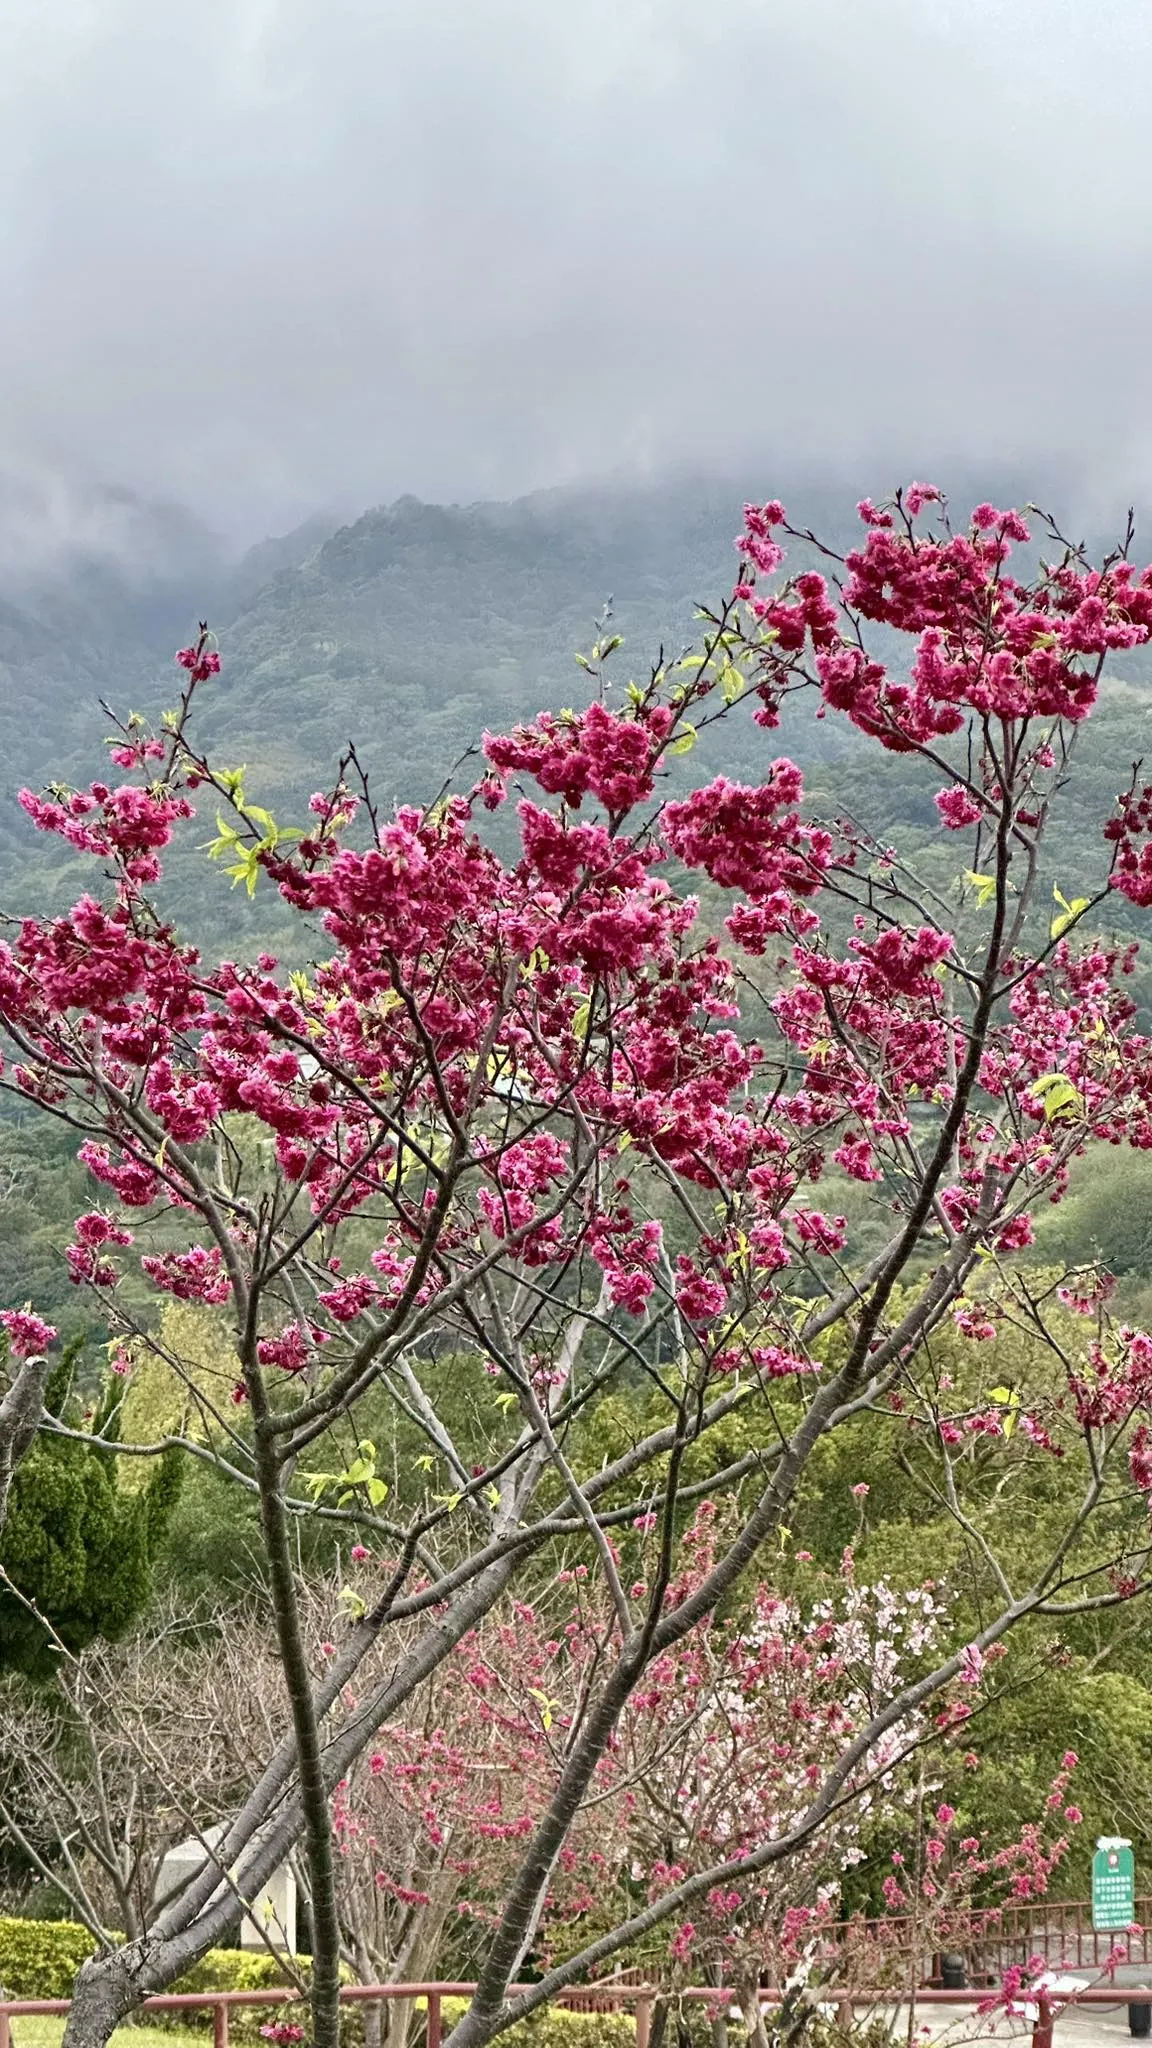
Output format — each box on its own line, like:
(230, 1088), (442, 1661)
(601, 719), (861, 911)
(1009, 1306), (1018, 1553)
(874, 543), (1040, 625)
(3, 0), (1152, 539)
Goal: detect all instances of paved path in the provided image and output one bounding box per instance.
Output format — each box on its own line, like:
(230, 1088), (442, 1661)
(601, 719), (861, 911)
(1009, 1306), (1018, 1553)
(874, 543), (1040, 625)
(862, 1995), (1147, 2048)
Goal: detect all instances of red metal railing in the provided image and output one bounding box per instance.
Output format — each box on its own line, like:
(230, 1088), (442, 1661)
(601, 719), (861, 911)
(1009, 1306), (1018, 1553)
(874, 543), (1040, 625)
(832, 1896), (1152, 1983)
(3, 1979), (1152, 2048)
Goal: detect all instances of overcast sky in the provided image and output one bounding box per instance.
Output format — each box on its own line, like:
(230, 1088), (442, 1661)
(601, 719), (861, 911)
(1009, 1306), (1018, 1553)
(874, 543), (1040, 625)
(3, 0), (1152, 542)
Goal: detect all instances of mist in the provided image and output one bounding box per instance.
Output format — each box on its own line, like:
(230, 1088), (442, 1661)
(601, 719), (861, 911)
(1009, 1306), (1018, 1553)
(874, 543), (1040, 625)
(4, 0), (1152, 544)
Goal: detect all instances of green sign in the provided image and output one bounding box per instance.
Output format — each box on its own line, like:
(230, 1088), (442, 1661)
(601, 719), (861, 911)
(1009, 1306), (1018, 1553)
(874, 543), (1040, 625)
(1093, 1838), (1136, 1930)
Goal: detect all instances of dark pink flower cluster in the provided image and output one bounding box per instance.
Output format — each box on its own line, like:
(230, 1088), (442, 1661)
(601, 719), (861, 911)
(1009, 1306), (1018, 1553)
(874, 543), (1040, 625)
(316, 1273), (381, 1322)
(140, 1246), (232, 1305)
(935, 784), (984, 830)
(176, 643), (222, 684)
(66, 1209), (134, 1288)
(1106, 782), (1152, 905)
(483, 699), (672, 815)
(257, 1321), (330, 1373)
(664, 761), (831, 901)
(586, 1213), (663, 1315)
(18, 782), (193, 884)
(674, 1255), (729, 1327)
(1069, 1328), (1152, 1430)
(0, 1307), (57, 1357)
(731, 489), (1152, 756)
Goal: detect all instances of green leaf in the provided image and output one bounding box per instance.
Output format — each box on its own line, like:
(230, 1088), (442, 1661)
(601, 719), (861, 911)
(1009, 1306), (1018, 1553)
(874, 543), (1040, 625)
(207, 815), (241, 855)
(989, 1385), (1022, 1439)
(570, 1001), (591, 1040)
(1032, 1072), (1084, 1124)
(719, 662), (744, 706)
(527, 1686), (560, 1731)
(964, 870), (998, 910)
(1051, 885), (1091, 940)
(667, 722), (697, 756)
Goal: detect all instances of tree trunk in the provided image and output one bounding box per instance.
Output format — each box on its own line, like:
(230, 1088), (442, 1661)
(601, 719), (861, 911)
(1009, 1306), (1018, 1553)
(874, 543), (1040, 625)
(383, 1898), (453, 2048)
(706, 1962), (729, 2048)
(62, 1943), (151, 2048)
(349, 1924), (381, 2048)
(739, 1985), (770, 2048)
(648, 1995), (671, 2048)
(0, 1352), (49, 1528)
(250, 1393), (343, 2048)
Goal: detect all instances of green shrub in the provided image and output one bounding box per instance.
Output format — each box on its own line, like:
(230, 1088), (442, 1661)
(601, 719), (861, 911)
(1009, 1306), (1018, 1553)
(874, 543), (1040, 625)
(0, 1917), (98, 1998)
(0, 1924), (643, 2048)
(144, 1951), (348, 2047)
(437, 1998), (635, 2048)
(0, 1924), (314, 2037)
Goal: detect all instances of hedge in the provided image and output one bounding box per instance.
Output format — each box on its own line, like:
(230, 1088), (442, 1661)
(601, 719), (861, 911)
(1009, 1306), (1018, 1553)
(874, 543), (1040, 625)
(143, 1950), (358, 2047)
(0, 1932), (328, 2041)
(150, 1973), (639, 2048)
(0, 1918), (98, 1999)
(0, 1923), (641, 2048)
(438, 1999), (635, 2048)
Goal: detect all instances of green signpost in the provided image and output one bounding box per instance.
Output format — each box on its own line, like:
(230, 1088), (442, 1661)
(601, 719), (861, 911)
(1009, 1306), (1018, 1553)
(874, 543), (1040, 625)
(1092, 1837), (1136, 1930)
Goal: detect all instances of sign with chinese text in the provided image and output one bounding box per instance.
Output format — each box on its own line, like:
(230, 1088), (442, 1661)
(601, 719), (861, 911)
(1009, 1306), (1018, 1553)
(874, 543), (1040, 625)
(1093, 1838), (1135, 1930)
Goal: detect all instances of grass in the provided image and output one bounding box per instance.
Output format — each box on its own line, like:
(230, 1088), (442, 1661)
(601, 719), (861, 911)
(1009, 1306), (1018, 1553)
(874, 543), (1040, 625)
(10, 2025), (207, 2048)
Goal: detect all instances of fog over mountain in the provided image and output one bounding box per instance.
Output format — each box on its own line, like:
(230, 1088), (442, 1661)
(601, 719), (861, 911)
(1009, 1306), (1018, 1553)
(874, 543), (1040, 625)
(5, 0), (1152, 543)
(7, 0), (1152, 931)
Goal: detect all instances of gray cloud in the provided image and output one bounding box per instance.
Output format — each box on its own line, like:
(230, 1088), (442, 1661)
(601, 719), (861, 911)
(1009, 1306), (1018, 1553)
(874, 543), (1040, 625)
(3, 0), (1152, 540)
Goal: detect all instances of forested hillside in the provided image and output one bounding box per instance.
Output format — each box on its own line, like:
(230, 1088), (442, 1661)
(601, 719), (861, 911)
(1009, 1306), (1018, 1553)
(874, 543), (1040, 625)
(9, 469), (1152, 915)
(6, 473), (1152, 1319)
(12, 477), (1152, 1976)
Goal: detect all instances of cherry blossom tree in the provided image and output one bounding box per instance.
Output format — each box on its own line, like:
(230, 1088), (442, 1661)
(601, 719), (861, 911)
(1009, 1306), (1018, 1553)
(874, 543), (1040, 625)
(325, 1531), (1086, 2048)
(6, 485), (1152, 2048)
(327, 1530), (954, 2047)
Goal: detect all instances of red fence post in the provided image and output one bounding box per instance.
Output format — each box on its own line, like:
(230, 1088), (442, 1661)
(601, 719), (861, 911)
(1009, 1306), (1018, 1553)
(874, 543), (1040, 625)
(214, 2002), (230, 2048)
(0, 2007), (11, 2048)
(427, 1991), (442, 2048)
(1032, 1992), (1054, 2048)
(635, 1995), (653, 2048)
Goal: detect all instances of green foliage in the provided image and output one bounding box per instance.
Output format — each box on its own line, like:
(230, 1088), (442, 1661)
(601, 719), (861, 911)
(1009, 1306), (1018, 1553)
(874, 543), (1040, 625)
(1034, 1145), (1152, 1282)
(436, 1999), (635, 2048)
(0, 1915), (97, 1997)
(0, 1933), (333, 2042)
(0, 1109), (101, 1333)
(148, 1974), (642, 2048)
(18, 2025), (205, 2048)
(146, 1951), (344, 2046)
(0, 1348), (183, 1676)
